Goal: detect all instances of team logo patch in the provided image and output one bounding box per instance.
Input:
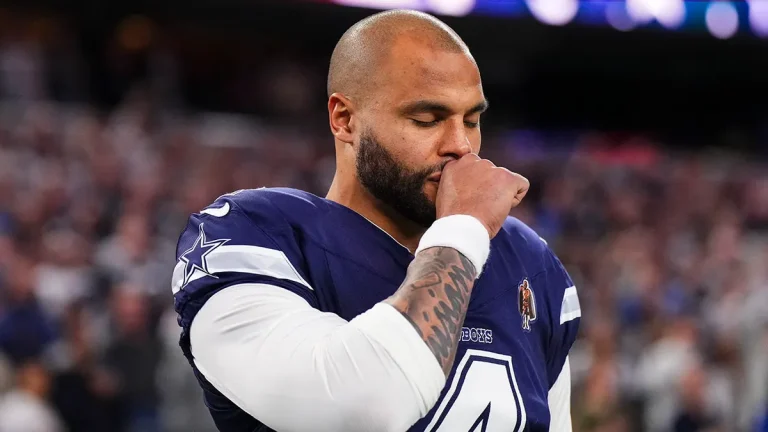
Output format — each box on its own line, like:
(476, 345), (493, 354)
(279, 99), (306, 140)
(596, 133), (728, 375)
(518, 278), (537, 332)
(179, 223), (229, 288)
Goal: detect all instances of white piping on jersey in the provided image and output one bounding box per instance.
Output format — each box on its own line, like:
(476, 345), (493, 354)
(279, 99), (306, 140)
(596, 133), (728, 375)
(172, 244), (313, 294)
(352, 211), (414, 255)
(559, 286), (581, 324)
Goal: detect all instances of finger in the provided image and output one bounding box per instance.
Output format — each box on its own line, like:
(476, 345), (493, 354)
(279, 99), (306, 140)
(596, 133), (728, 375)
(461, 153), (481, 162)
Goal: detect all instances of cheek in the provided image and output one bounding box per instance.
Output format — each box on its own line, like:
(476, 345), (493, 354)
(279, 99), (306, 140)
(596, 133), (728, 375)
(394, 128), (440, 167)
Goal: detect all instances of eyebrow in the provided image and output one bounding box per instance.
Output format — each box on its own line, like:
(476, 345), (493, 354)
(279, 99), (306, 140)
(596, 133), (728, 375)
(399, 99), (490, 116)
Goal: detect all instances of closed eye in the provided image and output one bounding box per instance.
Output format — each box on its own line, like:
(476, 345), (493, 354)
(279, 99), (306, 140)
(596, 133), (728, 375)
(411, 119), (439, 128)
(412, 119), (479, 129)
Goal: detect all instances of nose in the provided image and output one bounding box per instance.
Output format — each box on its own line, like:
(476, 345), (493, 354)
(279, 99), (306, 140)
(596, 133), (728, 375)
(437, 119), (473, 159)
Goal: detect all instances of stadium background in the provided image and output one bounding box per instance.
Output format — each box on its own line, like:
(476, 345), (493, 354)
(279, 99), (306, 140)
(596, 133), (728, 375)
(0, 0), (767, 431)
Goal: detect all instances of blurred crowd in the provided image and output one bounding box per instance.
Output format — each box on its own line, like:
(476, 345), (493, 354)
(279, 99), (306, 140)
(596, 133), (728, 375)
(0, 9), (767, 432)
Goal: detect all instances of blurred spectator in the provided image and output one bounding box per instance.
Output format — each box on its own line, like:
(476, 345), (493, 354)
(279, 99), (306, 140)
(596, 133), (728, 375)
(0, 360), (65, 432)
(0, 254), (57, 364)
(0, 25), (47, 101)
(49, 302), (122, 432)
(35, 229), (93, 319)
(104, 284), (162, 432)
(94, 211), (174, 300)
(0, 353), (13, 394)
(672, 364), (724, 432)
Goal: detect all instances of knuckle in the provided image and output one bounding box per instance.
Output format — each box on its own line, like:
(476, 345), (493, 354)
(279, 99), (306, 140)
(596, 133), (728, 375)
(466, 153), (481, 161)
(507, 171), (528, 184)
(493, 167), (512, 179)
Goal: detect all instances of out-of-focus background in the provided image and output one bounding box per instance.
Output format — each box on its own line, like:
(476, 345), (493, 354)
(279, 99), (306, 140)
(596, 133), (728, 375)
(0, 0), (767, 431)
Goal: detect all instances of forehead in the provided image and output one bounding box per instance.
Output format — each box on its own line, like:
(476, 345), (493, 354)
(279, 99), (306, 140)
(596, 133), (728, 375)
(374, 37), (483, 108)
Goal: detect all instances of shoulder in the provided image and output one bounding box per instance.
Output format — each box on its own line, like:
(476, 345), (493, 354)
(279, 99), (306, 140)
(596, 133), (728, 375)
(224, 187), (325, 209)
(175, 187), (323, 275)
(211, 187), (324, 221)
(494, 216), (553, 270)
(498, 216), (550, 248)
(173, 188), (319, 304)
(189, 187), (326, 238)
(492, 216), (576, 314)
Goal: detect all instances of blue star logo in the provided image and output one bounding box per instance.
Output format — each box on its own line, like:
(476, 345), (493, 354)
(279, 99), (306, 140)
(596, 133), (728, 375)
(179, 223), (229, 287)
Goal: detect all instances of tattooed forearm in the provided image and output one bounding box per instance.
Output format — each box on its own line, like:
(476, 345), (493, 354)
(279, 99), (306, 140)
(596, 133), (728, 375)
(384, 247), (477, 376)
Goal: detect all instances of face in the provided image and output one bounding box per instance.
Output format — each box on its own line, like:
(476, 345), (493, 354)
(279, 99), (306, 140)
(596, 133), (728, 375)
(353, 36), (487, 227)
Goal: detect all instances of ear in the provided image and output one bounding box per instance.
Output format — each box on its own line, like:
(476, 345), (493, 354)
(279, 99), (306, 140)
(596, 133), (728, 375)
(328, 92), (356, 144)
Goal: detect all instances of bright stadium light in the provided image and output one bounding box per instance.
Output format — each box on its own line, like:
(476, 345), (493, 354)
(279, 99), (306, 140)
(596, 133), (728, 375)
(332, 0), (422, 9)
(651, 0), (686, 29)
(425, 0), (476, 17)
(626, 0), (655, 25)
(606, 1), (637, 31)
(706, 1), (739, 39)
(525, 0), (579, 26)
(626, 0), (686, 29)
(748, 0), (768, 37)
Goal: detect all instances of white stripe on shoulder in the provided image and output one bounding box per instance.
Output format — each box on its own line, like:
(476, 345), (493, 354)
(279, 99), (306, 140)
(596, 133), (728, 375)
(200, 202), (230, 217)
(172, 245), (312, 294)
(559, 286), (581, 324)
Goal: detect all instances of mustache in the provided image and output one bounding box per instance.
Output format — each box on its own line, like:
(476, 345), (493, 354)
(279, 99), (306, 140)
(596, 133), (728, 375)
(421, 159), (455, 179)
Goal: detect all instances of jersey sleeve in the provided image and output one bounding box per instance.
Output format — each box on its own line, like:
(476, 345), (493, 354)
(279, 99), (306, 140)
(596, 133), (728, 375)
(172, 190), (319, 325)
(538, 245), (581, 388)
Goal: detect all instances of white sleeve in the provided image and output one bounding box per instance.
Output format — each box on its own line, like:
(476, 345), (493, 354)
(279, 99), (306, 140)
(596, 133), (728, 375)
(548, 356), (573, 432)
(189, 283), (446, 432)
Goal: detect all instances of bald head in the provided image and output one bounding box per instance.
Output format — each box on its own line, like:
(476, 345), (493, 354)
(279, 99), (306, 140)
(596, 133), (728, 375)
(327, 10), (472, 100)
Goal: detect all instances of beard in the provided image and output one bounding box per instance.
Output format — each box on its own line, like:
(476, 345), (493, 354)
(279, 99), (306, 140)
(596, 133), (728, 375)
(356, 129), (442, 228)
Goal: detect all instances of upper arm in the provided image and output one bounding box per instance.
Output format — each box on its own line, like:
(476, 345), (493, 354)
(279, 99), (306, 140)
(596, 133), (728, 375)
(548, 356), (573, 432)
(189, 283), (346, 426)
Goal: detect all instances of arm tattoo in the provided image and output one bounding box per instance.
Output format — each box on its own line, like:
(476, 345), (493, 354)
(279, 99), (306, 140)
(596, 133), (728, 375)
(384, 247), (477, 376)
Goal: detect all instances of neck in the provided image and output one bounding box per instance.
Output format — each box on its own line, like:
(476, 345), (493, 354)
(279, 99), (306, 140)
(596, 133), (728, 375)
(326, 172), (425, 253)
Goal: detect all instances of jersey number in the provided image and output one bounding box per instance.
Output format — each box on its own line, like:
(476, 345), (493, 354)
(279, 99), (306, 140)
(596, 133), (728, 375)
(425, 350), (526, 432)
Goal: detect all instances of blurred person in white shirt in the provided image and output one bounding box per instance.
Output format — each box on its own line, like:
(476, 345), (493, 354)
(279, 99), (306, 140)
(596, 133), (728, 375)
(0, 360), (65, 432)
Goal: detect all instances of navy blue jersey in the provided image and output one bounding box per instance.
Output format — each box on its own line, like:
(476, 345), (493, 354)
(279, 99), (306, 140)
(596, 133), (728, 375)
(172, 187), (581, 432)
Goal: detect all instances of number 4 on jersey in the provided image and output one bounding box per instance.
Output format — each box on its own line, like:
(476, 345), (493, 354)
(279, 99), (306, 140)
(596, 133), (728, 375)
(426, 350), (527, 432)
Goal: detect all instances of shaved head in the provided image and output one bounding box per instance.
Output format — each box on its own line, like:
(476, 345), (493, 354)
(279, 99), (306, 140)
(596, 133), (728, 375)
(327, 10), (472, 100)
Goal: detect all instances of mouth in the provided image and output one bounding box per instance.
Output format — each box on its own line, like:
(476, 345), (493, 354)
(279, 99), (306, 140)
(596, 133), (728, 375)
(427, 172), (442, 182)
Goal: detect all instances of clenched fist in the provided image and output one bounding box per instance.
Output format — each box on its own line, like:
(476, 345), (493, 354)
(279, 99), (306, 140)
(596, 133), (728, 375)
(436, 154), (529, 238)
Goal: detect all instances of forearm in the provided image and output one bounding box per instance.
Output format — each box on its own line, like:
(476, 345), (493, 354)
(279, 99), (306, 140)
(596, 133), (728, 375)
(385, 246), (477, 375)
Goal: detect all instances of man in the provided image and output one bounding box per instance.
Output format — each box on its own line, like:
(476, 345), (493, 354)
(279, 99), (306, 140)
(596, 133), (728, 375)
(172, 9), (580, 432)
